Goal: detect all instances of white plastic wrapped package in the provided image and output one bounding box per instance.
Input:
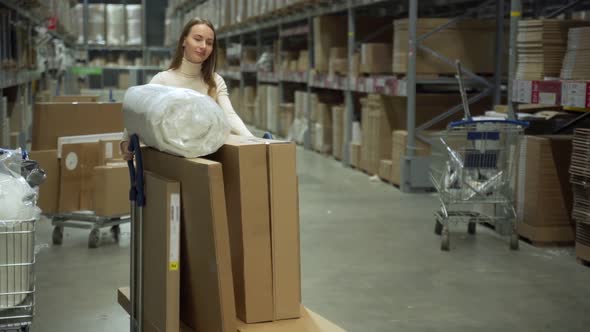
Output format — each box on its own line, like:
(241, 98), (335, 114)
(0, 149), (40, 222)
(123, 84), (230, 158)
(106, 4), (125, 46)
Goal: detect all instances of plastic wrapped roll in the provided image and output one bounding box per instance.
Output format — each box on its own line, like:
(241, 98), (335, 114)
(107, 4), (125, 46)
(126, 5), (142, 46)
(88, 4), (106, 45)
(123, 84), (230, 158)
(75, 4), (84, 44)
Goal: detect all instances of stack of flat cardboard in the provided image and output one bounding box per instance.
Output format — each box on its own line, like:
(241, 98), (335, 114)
(516, 135), (575, 244)
(361, 43), (392, 74)
(516, 20), (590, 80)
(280, 103), (295, 138)
(561, 26), (590, 80)
(570, 129), (590, 262)
(312, 102), (332, 154)
(393, 19), (500, 75)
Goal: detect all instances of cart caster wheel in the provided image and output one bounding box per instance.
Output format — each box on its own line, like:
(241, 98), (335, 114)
(89, 229), (101, 248)
(434, 220), (443, 235)
(468, 221), (477, 235)
(510, 233), (519, 250)
(21, 325), (30, 332)
(52, 226), (63, 245)
(111, 225), (121, 242)
(441, 232), (450, 251)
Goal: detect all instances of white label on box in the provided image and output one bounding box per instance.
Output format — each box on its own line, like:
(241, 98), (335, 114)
(169, 193), (180, 271)
(562, 82), (587, 108)
(65, 152), (78, 171)
(105, 142), (113, 159)
(538, 92), (556, 105)
(397, 80), (407, 96)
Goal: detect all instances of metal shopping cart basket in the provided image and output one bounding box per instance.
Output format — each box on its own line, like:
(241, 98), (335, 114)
(429, 60), (528, 251)
(430, 119), (528, 251)
(0, 218), (36, 332)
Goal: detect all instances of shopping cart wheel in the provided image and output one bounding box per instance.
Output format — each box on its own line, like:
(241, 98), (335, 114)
(510, 233), (519, 250)
(441, 231), (450, 251)
(52, 226), (63, 245)
(467, 221), (477, 235)
(111, 225), (121, 242)
(21, 326), (30, 332)
(434, 220), (443, 235)
(88, 229), (101, 248)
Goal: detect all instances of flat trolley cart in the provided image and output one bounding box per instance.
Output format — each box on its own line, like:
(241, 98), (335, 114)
(49, 212), (130, 248)
(430, 118), (528, 251)
(0, 218), (36, 332)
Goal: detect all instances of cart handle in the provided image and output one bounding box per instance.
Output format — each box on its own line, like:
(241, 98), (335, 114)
(449, 119), (530, 128)
(127, 134), (145, 207)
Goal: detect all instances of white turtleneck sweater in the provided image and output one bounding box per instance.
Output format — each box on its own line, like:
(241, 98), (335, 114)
(124, 58), (253, 139)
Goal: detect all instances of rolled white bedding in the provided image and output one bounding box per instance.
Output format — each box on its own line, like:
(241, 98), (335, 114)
(123, 84), (230, 158)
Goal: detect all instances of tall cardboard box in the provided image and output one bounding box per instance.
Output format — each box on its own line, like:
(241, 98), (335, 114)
(332, 105), (344, 160)
(142, 148), (236, 332)
(59, 142), (101, 212)
(379, 160), (393, 182)
(33, 102), (124, 150)
(207, 137), (274, 323)
(391, 131), (431, 186)
(29, 150), (59, 214)
(350, 143), (362, 169)
(142, 172), (181, 332)
(92, 164), (130, 216)
(516, 135), (574, 242)
(313, 16), (347, 72)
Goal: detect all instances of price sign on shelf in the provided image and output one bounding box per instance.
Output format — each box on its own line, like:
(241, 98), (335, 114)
(562, 81), (590, 108)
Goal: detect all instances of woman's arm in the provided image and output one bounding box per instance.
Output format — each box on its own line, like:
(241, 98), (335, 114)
(216, 74), (255, 137)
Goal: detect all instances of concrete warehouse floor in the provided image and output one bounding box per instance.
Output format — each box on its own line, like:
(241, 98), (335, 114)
(32, 147), (590, 332)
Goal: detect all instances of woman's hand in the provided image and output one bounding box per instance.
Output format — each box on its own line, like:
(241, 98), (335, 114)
(120, 140), (134, 161)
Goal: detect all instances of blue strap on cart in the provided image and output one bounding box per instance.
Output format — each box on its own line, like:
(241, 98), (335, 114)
(127, 134), (145, 207)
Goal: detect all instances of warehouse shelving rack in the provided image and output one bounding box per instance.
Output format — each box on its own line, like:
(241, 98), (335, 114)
(0, 0), (79, 149)
(74, 0), (172, 90)
(169, 0), (589, 192)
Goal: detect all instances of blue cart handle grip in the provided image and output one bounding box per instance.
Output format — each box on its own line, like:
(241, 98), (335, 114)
(127, 134), (146, 207)
(450, 119), (530, 128)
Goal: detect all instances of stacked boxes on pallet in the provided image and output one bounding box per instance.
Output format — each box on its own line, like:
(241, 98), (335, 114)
(332, 105), (345, 160)
(561, 26), (590, 80)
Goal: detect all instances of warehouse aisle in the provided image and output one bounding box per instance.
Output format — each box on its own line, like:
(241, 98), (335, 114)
(33, 147), (590, 332)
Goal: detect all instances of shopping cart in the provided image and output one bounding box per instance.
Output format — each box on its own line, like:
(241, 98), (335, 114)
(0, 218), (35, 332)
(429, 61), (528, 251)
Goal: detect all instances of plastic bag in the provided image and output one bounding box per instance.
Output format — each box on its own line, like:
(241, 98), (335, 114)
(0, 149), (40, 223)
(123, 84), (231, 158)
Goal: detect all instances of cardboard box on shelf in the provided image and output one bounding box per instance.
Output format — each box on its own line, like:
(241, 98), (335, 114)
(332, 105), (344, 160)
(92, 164), (130, 217)
(33, 102), (124, 150)
(10, 132), (19, 149)
(391, 131), (432, 186)
(360, 43), (392, 74)
(29, 150), (59, 214)
(117, 288), (345, 332)
(280, 103), (295, 138)
(53, 95), (99, 102)
(393, 19), (502, 75)
(118, 73), (130, 89)
(207, 137), (274, 323)
(142, 172), (181, 332)
(142, 148), (237, 332)
(516, 136), (574, 241)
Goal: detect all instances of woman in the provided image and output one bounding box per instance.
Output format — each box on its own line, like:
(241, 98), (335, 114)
(121, 18), (254, 160)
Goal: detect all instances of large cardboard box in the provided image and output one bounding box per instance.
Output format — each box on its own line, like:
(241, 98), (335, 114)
(142, 148), (236, 332)
(393, 19), (501, 75)
(29, 150), (59, 214)
(53, 95), (99, 102)
(59, 142), (101, 212)
(350, 143), (362, 169)
(378, 160), (393, 182)
(516, 135), (574, 241)
(207, 137), (274, 323)
(118, 288), (345, 332)
(360, 43), (392, 74)
(92, 164), (130, 216)
(142, 172), (181, 332)
(332, 105), (344, 160)
(33, 102), (124, 150)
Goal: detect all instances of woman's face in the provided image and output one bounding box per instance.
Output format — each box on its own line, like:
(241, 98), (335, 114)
(183, 24), (215, 64)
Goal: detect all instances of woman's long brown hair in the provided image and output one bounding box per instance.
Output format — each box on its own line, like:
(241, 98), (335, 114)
(169, 18), (218, 99)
